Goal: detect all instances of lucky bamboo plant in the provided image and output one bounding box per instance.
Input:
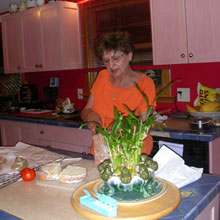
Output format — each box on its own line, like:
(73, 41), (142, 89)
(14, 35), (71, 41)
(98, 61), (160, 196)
(80, 80), (177, 184)
(95, 84), (160, 177)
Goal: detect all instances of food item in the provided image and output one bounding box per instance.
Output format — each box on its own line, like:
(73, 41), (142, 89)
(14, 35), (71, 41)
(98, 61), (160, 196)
(11, 156), (29, 171)
(21, 168), (36, 181)
(200, 101), (220, 112)
(59, 165), (87, 183)
(194, 83), (220, 107)
(38, 162), (62, 180)
(186, 104), (200, 112)
(0, 156), (7, 165)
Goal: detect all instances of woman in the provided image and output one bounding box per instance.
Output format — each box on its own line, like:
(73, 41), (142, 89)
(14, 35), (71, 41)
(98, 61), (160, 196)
(81, 31), (156, 155)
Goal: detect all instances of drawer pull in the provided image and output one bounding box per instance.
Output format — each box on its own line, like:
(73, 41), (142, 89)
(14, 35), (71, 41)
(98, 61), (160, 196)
(180, 53), (185, 58)
(40, 130), (44, 134)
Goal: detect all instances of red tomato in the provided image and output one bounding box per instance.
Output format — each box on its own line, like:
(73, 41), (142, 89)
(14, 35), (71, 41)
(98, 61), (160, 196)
(20, 168), (36, 182)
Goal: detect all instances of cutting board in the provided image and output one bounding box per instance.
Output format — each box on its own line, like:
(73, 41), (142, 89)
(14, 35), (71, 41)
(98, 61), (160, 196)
(71, 178), (181, 220)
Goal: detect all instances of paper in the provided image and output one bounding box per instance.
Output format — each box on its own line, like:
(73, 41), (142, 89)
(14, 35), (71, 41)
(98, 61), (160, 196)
(153, 145), (203, 188)
(158, 140), (184, 156)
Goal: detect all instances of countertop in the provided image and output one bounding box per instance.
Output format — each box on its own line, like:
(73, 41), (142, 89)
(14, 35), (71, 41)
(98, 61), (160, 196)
(0, 147), (220, 220)
(0, 112), (220, 142)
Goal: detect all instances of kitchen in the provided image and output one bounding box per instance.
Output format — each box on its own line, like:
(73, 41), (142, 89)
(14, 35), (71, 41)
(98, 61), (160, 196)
(0, 0), (220, 219)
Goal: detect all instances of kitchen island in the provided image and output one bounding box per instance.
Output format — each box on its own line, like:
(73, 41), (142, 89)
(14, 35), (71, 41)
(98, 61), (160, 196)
(0, 146), (220, 220)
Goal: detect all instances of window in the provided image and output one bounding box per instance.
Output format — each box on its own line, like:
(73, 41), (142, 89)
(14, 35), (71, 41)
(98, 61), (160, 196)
(79, 0), (173, 102)
(79, 0), (152, 68)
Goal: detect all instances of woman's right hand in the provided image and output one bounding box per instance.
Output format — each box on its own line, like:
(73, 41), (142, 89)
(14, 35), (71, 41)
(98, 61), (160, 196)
(87, 111), (102, 135)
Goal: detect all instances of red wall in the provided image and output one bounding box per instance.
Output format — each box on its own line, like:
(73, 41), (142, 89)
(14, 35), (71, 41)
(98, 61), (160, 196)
(24, 62), (220, 112)
(24, 69), (87, 110)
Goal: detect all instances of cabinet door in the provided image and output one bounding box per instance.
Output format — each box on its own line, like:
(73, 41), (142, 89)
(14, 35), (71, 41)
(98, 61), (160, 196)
(185, 0), (220, 63)
(150, 0), (188, 65)
(40, 4), (62, 71)
(1, 14), (24, 73)
(20, 122), (38, 145)
(0, 120), (20, 146)
(59, 2), (83, 69)
(151, 0), (220, 65)
(20, 8), (43, 72)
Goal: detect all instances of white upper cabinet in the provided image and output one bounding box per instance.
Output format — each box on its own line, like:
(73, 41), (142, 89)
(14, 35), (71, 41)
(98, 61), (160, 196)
(1, 2), (83, 73)
(150, 0), (220, 65)
(1, 14), (24, 73)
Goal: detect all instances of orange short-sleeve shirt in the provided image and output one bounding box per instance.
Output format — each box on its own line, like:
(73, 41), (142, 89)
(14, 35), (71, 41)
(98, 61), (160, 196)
(90, 69), (156, 128)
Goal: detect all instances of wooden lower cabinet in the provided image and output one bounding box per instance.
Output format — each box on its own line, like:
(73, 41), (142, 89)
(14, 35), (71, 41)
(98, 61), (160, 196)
(0, 120), (92, 154)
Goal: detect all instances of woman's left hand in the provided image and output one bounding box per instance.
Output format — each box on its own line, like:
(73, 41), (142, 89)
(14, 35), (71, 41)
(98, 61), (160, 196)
(87, 111), (102, 135)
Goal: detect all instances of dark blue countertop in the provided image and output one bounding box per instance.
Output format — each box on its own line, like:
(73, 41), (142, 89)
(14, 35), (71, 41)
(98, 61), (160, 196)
(1, 113), (220, 142)
(0, 148), (220, 220)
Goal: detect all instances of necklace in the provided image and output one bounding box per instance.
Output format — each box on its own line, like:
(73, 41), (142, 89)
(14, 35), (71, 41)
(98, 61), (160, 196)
(112, 88), (120, 101)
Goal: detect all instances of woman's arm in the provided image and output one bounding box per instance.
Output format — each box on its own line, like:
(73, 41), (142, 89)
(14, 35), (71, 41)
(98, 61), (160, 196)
(80, 94), (102, 134)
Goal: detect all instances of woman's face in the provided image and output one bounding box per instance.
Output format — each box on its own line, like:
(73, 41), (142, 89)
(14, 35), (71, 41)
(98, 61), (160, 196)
(102, 50), (132, 78)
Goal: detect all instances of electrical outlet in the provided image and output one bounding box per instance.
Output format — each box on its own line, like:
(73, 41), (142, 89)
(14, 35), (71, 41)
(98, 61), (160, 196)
(77, 88), (83, 99)
(177, 88), (190, 102)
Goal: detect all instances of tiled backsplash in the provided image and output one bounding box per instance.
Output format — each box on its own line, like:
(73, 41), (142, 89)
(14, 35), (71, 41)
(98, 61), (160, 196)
(0, 74), (20, 97)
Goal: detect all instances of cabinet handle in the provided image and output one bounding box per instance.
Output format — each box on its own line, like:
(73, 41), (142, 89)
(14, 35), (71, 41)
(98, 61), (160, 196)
(180, 53), (185, 58)
(17, 66), (20, 70)
(189, 53), (193, 57)
(40, 130), (44, 134)
(35, 64), (39, 68)
(39, 64), (43, 68)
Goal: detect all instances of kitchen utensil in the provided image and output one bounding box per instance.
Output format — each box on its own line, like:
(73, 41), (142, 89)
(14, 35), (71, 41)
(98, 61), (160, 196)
(188, 117), (213, 130)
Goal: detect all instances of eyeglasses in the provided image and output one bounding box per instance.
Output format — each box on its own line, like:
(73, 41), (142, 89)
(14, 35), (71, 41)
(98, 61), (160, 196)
(102, 54), (124, 66)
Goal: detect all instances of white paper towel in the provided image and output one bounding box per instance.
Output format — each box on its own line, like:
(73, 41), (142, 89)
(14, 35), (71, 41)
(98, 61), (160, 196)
(153, 145), (203, 188)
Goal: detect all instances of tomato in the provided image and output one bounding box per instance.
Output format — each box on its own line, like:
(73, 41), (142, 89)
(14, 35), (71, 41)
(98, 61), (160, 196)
(20, 168), (36, 182)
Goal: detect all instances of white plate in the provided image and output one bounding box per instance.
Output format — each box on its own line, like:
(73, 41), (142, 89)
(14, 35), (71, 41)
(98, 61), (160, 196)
(188, 111), (220, 119)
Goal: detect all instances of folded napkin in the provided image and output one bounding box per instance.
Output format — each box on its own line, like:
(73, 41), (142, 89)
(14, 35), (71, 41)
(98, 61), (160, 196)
(153, 145), (203, 188)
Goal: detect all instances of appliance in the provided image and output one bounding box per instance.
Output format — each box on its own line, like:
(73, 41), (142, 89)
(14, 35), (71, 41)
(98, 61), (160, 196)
(43, 86), (58, 109)
(20, 84), (39, 103)
(150, 136), (209, 173)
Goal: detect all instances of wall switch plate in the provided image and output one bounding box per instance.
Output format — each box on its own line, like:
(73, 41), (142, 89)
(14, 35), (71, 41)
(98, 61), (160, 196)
(177, 88), (190, 102)
(77, 88), (83, 99)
